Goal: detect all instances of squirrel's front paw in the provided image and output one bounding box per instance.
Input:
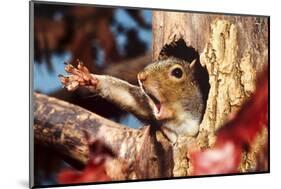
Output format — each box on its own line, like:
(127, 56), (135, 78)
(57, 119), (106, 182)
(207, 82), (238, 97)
(58, 60), (98, 91)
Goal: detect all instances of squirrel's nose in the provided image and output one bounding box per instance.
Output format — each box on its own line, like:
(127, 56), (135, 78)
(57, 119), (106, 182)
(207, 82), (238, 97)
(138, 72), (147, 82)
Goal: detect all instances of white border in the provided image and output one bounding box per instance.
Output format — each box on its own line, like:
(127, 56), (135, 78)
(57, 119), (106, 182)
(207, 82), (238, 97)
(1, 0), (280, 189)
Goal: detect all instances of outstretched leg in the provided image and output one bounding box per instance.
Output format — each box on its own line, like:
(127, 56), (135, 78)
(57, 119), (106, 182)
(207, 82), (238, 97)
(59, 60), (153, 122)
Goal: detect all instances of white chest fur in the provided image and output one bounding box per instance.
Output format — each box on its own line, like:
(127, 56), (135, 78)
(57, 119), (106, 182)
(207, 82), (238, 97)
(161, 115), (200, 143)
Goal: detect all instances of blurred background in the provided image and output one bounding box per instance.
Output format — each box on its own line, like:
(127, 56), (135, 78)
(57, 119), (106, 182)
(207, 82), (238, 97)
(33, 2), (152, 185)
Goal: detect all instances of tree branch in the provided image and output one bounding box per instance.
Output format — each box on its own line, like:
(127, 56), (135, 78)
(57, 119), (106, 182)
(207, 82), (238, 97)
(33, 92), (172, 179)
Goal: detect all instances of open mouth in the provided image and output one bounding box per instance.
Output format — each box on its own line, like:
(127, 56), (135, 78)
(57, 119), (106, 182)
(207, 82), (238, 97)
(138, 78), (162, 117)
(146, 91), (161, 113)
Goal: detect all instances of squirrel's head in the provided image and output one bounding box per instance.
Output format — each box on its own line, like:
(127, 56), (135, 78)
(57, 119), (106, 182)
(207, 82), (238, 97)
(138, 58), (204, 129)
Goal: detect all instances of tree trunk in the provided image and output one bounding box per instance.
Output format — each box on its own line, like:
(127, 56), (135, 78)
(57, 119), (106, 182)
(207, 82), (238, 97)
(152, 11), (268, 176)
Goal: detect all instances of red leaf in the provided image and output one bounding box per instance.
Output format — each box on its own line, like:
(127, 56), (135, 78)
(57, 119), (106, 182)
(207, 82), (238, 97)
(58, 162), (110, 184)
(57, 140), (113, 184)
(191, 141), (242, 175)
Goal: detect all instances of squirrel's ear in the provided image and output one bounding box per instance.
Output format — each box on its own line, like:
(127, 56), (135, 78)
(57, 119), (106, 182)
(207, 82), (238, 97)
(189, 59), (197, 69)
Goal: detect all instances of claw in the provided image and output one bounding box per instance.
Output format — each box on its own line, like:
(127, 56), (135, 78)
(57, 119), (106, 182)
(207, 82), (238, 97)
(59, 75), (69, 85)
(65, 64), (75, 73)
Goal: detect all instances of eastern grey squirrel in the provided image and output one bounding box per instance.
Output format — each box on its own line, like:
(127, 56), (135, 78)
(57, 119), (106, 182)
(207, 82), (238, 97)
(59, 58), (205, 142)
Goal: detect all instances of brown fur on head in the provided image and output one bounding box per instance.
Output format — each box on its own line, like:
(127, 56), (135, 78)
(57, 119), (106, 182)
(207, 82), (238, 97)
(138, 57), (203, 125)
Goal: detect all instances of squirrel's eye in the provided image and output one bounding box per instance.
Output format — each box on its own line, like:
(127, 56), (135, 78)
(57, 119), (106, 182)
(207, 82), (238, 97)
(171, 68), (183, 78)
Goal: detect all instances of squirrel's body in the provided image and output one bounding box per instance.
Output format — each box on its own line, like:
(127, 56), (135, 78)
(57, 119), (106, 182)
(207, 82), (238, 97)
(60, 58), (204, 142)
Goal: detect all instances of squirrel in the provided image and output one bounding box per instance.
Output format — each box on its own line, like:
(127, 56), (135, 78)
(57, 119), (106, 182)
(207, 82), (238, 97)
(59, 58), (205, 143)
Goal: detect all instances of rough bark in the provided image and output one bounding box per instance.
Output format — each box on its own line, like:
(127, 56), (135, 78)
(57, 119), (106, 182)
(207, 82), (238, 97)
(152, 11), (268, 176)
(33, 92), (172, 180)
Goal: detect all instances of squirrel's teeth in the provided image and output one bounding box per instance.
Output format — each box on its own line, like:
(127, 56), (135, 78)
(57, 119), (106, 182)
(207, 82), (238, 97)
(139, 84), (161, 114)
